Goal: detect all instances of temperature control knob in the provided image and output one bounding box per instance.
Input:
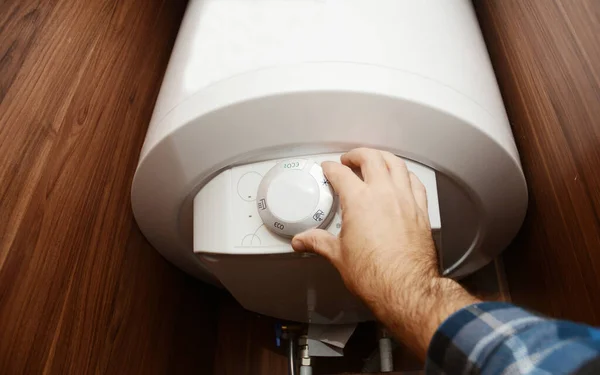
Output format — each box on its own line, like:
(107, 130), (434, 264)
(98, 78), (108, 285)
(257, 159), (335, 237)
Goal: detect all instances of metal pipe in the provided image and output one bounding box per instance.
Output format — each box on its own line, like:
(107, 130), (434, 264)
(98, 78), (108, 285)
(298, 335), (312, 375)
(288, 334), (296, 375)
(379, 335), (394, 372)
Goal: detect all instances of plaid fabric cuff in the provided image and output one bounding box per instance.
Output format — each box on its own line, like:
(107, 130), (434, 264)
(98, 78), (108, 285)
(425, 302), (600, 374)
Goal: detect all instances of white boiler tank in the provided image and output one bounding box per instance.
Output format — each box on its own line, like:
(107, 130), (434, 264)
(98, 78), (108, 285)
(132, 0), (527, 324)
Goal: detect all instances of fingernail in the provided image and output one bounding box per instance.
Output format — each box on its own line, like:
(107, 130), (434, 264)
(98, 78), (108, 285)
(292, 238), (306, 252)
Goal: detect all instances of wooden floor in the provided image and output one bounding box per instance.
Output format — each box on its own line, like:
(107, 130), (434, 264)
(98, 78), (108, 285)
(1, 0), (599, 374)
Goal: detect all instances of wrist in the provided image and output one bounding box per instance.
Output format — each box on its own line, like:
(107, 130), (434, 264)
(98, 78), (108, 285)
(370, 274), (478, 359)
(425, 278), (480, 337)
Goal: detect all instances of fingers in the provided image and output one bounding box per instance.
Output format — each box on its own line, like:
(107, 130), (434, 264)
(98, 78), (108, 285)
(379, 151), (412, 194)
(409, 172), (428, 216)
(322, 161), (363, 197)
(341, 148), (389, 183)
(330, 148), (428, 219)
(292, 229), (340, 263)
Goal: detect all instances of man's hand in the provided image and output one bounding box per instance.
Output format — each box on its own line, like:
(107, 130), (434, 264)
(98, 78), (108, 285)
(291, 148), (478, 358)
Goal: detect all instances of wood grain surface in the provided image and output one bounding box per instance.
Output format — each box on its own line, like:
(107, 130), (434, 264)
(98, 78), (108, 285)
(475, 0), (600, 325)
(0, 0), (220, 374)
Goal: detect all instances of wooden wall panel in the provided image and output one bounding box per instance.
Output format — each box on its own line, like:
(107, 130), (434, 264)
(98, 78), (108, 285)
(475, 0), (600, 324)
(0, 0), (219, 373)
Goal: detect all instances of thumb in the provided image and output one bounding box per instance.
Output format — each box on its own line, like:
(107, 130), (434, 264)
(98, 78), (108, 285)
(292, 229), (340, 263)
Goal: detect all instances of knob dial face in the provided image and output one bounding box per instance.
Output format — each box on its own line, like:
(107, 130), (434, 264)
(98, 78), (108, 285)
(257, 159), (335, 237)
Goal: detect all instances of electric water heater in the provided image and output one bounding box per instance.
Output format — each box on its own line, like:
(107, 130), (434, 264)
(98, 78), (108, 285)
(132, 0), (527, 324)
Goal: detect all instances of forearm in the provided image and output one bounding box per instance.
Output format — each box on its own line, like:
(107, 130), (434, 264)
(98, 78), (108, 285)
(365, 272), (479, 359)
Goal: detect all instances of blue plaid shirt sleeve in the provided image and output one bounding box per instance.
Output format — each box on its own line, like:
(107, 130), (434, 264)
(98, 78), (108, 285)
(425, 302), (600, 374)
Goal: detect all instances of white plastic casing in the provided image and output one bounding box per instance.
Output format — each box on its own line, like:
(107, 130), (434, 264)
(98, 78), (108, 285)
(193, 154), (440, 323)
(131, 0), (528, 321)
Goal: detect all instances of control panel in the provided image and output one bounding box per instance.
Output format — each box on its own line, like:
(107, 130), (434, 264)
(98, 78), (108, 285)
(193, 153), (440, 255)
